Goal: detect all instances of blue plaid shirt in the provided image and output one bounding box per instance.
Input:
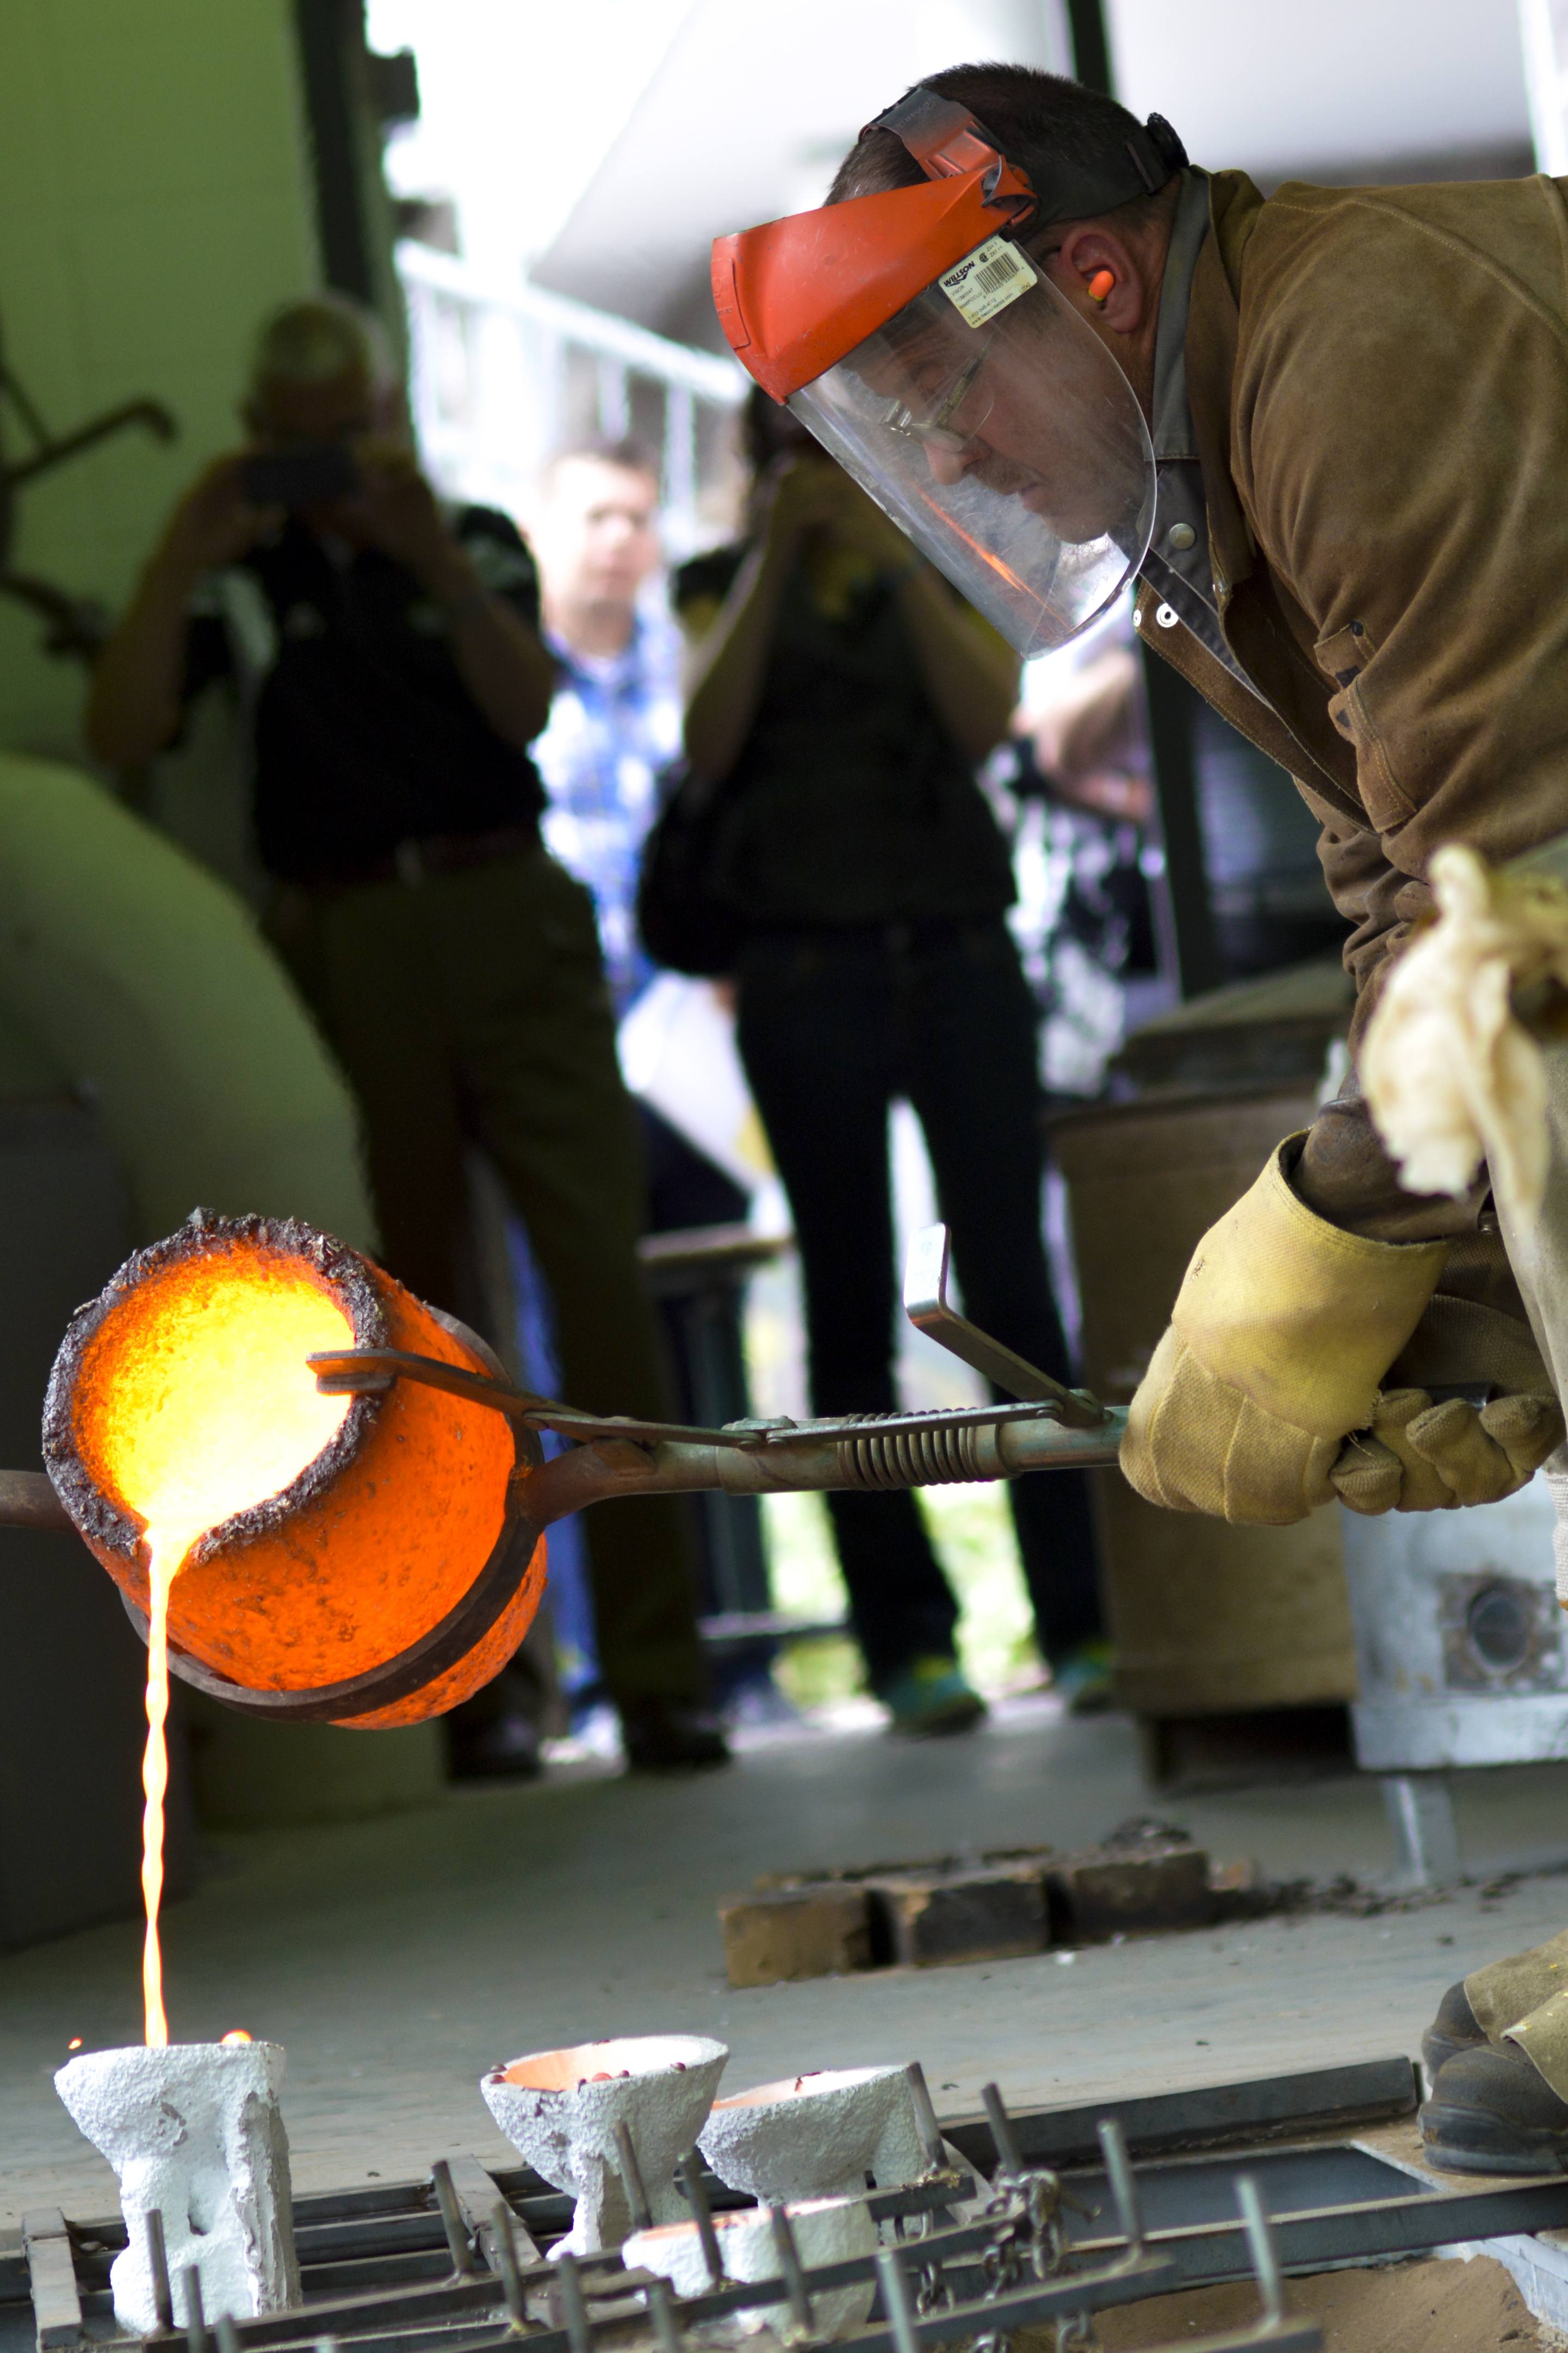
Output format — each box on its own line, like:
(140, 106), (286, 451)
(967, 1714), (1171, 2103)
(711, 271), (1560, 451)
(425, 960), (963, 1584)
(534, 610), (684, 1013)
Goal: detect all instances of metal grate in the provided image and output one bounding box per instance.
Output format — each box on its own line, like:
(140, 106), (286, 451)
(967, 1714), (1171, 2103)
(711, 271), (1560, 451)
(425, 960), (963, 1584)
(7, 2058), (1565, 2353)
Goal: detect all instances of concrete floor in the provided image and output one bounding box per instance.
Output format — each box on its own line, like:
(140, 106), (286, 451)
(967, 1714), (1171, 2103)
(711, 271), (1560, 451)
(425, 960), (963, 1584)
(8, 1694), (1568, 2228)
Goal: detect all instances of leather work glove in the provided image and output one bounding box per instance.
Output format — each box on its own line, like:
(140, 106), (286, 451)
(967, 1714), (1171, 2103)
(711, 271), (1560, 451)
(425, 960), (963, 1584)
(1329, 1228), (1564, 1514)
(1121, 1139), (1452, 1524)
(1123, 1147), (1565, 1524)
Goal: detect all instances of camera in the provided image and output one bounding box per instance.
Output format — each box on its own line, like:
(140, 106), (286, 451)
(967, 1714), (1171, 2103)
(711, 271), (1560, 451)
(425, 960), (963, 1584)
(241, 444), (359, 509)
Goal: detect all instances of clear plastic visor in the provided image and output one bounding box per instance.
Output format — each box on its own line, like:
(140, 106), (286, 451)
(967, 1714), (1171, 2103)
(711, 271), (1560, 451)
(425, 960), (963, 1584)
(788, 263), (1155, 658)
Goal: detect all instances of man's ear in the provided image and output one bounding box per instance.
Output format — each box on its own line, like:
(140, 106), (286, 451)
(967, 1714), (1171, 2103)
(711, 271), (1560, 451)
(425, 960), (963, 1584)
(1043, 225), (1151, 336)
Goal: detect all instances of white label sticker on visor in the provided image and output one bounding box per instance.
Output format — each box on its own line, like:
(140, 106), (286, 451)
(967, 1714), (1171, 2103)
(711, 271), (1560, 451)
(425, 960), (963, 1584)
(938, 234), (1038, 328)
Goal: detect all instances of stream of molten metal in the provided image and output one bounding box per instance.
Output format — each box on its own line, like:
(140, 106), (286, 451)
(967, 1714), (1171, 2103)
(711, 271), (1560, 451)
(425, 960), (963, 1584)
(140, 1531), (183, 2045)
(97, 1264), (355, 2043)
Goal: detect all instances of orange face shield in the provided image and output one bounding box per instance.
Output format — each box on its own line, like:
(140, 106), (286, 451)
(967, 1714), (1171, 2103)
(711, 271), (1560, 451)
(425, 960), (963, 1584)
(712, 89), (1176, 657)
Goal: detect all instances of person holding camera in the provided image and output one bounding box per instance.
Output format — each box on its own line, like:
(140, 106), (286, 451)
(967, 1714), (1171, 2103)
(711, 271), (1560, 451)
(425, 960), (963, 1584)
(85, 294), (725, 1779)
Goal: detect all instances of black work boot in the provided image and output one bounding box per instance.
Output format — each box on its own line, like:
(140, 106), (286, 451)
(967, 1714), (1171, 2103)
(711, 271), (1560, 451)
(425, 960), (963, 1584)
(1422, 1978), (1489, 2080)
(1421, 2042), (1568, 2174)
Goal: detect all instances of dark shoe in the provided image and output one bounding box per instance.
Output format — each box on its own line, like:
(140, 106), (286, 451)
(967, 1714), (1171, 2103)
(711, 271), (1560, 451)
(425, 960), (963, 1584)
(621, 1701), (731, 1773)
(881, 1657), (988, 1738)
(1421, 2042), (1568, 2174)
(1423, 1977), (1488, 2081)
(446, 1708), (543, 1782)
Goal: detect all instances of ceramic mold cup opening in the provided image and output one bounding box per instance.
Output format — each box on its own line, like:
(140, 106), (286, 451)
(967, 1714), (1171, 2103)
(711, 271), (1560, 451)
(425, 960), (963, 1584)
(480, 2034), (728, 2254)
(699, 2064), (925, 2204)
(625, 2195), (877, 2335)
(54, 2041), (300, 2334)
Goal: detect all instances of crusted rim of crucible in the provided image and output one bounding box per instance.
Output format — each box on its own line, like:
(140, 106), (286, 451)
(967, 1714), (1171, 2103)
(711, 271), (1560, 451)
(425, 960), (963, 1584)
(42, 1208), (387, 1569)
(488, 2034), (729, 2095)
(709, 2065), (899, 2111)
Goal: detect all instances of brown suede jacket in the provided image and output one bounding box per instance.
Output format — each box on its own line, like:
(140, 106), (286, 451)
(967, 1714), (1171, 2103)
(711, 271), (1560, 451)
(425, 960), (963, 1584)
(1137, 168), (1568, 1240)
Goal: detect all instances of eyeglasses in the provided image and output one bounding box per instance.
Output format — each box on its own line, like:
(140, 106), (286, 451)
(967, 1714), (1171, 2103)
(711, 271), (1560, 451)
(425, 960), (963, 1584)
(883, 343), (994, 453)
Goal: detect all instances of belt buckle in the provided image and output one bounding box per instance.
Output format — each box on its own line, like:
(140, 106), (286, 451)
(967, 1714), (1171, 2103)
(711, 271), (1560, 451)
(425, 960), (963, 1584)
(394, 839), (426, 888)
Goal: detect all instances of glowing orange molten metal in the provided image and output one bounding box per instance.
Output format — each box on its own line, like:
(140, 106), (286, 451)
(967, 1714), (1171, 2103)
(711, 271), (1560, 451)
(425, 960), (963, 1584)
(89, 1259), (353, 2043)
(44, 1214), (546, 2040)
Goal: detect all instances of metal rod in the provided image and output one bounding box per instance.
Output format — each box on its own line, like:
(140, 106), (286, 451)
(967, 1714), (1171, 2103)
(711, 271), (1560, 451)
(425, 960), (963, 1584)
(555, 2252), (594, 2353)
(767, 2202), (816, 2334)
(980, 2083), (1025, 2181)
(875, 2247), (922, 2353)
(644, 2275), (687, 2353)
(0, 1468), (71, 1531)
(212, 2317), (241, 2353)
(678, 2151), (725, 2288)
(430, 2161), (481, 2275)
(145, 2208), (175, 2332)
(489, 2200), (527, 2330)
(6, 398), (175, 490)
(615, 2122), (654, 2233)
(308, 1349), (746, 1448)
(1098, 2119), (1143, 2261)
(904, 2062), (946, 2172)
(1235, 2175), (1284, 2325)
(516, 1410), (1125, 1530)
(902, 1224), (1105, 1428)
(308, 1346), (1098, 1454)
(182, 2262), (208, 2353)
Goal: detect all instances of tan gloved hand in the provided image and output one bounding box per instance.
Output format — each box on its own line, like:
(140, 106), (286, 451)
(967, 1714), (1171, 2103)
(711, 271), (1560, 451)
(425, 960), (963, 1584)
(1329, 1228), (1564, 1512)
(1120, 1139), (1451, 1524)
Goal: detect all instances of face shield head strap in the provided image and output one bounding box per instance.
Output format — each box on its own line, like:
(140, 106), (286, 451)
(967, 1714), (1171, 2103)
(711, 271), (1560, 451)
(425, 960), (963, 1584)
(868, 84), (1187, 231)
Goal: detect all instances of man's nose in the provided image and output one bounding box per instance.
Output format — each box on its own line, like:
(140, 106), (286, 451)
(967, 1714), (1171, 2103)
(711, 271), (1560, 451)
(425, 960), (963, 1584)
(924, 444), (973, 487)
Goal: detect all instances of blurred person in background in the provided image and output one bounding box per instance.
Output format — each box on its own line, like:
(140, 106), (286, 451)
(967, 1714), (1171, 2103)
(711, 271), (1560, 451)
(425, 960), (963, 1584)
(530, 439), (751, 1227)
(530, 439), (680, 1018)
(84, 294), (726, 1779)
(674, 388), (1108, 1734)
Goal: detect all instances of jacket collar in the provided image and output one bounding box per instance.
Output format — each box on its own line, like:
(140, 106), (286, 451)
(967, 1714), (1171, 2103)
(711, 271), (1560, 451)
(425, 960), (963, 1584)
(1183, 169), (1265, 601)
(1150, 167), (1210, 464)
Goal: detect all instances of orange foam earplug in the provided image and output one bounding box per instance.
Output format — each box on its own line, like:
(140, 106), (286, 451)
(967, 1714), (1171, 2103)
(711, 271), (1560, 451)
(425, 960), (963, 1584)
(1087, 269), (1116, 304)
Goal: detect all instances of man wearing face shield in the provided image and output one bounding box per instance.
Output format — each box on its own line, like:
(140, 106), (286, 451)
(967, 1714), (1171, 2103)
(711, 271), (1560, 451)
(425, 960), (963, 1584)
(713, 64), (1568, 2174)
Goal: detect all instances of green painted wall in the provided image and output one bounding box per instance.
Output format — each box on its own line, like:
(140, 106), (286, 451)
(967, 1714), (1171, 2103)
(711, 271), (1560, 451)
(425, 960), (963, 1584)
(0, 1), (321, 759)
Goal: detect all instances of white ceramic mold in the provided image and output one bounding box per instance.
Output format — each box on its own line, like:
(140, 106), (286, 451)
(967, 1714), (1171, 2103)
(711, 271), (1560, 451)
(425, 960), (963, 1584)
(698, 2066), (925, 2204)
(54, 2042), (299, 2335)
(481, 2033), (728, 2255)
(624, 2194), (877, 2336)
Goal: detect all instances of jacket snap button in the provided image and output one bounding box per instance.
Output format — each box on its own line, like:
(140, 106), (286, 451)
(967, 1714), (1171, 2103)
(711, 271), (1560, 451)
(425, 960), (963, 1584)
(1167, 522), (1196, 551)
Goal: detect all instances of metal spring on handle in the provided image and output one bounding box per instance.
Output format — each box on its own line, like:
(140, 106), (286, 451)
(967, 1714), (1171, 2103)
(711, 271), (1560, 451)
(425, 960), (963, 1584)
(838, 1416), (989, 1490)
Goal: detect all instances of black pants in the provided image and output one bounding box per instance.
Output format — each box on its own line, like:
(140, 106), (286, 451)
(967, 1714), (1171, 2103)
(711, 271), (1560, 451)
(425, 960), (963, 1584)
(735, 919), (1103, 1689)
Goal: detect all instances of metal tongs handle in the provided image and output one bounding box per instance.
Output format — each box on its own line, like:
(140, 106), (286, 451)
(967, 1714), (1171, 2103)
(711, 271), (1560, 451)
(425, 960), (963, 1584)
(903, 1224), (1105, 1430)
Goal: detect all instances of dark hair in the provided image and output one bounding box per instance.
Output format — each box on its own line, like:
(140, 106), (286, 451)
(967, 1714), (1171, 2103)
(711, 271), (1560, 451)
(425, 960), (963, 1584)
(541, 436), (658, 485)
(740, 385), (813, 477)
(829, 61), (1177, 243)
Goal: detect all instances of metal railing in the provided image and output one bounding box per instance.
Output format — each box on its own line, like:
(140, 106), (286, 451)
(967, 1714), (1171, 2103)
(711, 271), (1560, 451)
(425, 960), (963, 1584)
(397, 242), (746, 554)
